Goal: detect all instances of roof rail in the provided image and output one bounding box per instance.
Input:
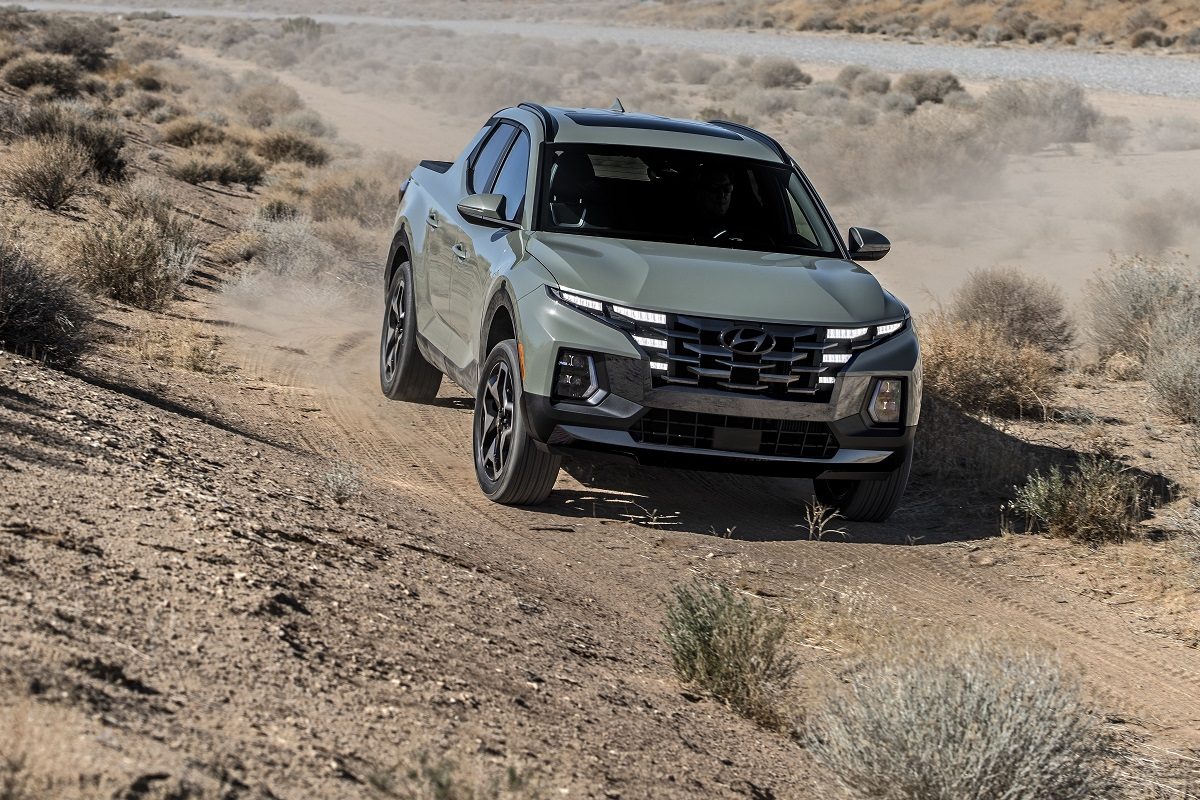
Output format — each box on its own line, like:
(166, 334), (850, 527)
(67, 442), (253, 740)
(518, 102), (558, 142)
(706, 119), (789, 163)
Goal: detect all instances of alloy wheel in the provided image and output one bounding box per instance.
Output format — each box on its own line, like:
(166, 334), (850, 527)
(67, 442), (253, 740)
(478, 360), (515, 481)
(382, 276), (405, 384)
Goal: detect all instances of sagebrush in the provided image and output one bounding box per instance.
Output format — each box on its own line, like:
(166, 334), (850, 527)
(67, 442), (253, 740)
(949, 266), (1075, 356)
(806, 636), (1114, 800)
(0, 136), (92, 210)
(1006, 456), (1149, 544)
(0, 235), (90, 360)
(663, 580), (794, 729)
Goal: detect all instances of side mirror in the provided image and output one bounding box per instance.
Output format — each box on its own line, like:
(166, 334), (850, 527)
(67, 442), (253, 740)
(458, 193), (517, 228)
(847, 227), (890, 261)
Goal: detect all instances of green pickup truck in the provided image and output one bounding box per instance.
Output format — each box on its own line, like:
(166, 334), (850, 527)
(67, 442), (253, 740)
(381, 103), (921, 521)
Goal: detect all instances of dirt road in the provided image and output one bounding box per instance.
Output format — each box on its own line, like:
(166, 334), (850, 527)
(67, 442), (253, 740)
(174, 41), (1200, 761)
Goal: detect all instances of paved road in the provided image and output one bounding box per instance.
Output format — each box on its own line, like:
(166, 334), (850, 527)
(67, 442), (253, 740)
(25, 1), (1200, 97)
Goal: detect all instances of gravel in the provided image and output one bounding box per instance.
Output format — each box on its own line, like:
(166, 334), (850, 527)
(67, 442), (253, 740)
(24, 0), (1200, 98)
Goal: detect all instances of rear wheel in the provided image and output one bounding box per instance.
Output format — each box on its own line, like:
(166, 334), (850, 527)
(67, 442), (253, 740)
(473, 340), (560, 505)
(814, 448), (912, 522)
(380, 260), (441, 402)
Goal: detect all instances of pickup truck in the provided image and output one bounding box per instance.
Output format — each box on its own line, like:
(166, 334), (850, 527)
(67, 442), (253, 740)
(380, 102), (921, 521)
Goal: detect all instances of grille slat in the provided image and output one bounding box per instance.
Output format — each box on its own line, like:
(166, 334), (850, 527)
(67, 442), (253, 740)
(631, 410), (838, 459)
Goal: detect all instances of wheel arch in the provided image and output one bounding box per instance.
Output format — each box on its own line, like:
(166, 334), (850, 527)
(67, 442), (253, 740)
(384, 227), (413, 290)
(480, 284), (519, 366)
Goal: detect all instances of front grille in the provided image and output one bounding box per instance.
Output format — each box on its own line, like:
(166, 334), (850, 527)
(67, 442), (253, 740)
(658, 314), (834, 400)
(630, 409), (839, 459)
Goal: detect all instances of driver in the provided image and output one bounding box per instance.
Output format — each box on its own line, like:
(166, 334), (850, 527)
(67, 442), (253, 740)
(694, 165), (738, 242)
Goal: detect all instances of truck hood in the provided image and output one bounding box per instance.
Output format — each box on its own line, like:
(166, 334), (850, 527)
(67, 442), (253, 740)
(526, 233), (904, 324)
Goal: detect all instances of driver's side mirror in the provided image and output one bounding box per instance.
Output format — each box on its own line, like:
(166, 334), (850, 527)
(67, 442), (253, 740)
(847, 227), (890, 261)
(458, 193), (518, 228)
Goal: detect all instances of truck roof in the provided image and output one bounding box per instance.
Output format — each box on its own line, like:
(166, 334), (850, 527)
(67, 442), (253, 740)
(502, 104), (788, 164)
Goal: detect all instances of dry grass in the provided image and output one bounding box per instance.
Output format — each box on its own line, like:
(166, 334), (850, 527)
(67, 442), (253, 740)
(322, 461), (362, 505)
(806, 635), (1115, 800)
(306, 166), (399, 226)
(63, 209), (198, 310)
(0, 702), (107, 800)
(949, 266), (1075, 356)
(663, 579), (794, 729)
(0, 53), (80, 95)
(10, 101), (128, 182)
(976, 81), (1099, 153)
(1006, 456), (1150, 544)
(919, 313), (1057, 417)
(36, 15), (114, 71)
(1086, 253), (1200, 366)
(751, 56), (811, 88)
(0, 235), (90, 361)
(254, 128), (329, 166)
(894, 70), (962, 104)
(168, 144), (265, 188)
(1145, 340), (1200, 423)
(123, 316), (222, 373)
(159, 115), (226, 147)
(0, 136), (92, 210)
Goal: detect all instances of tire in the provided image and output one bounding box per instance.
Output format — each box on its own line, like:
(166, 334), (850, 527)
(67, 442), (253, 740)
(379, 259), (441, 402)
(813, 447), (912, 523)
(473, 340), (561, 505)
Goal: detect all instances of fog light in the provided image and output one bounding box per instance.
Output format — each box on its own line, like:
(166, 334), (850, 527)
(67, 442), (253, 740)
(554, 349), (598, 401)
(869, 378), (903, 425)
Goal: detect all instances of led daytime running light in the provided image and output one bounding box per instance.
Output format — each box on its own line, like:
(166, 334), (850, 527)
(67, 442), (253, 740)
(613, 304), (667, 325)
(828, 327), (868, 340)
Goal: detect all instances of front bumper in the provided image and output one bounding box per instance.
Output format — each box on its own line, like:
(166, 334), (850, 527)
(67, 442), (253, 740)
(515, 287), (921, 478)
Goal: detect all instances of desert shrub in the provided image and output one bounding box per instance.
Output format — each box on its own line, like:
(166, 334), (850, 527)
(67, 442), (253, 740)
(244, 214), (338, 279)
(663, 580), (794, 729)
(677, 54), (721, 84)
(878, 91), (916, 115)
(15, 101), (127, 181)
(752, 56), (811, 88)
(919, 314), (1056, 417)
(37, 16), (113, 71)
(1006, 456), (1149, 543)
(806, 636), (1114, 799)
(894, 70), (962, 104)
(914, 398), (1047, 492)
(0, 236), (90, 360)
(234, 77), (303, 128)
(306, 168), (395, 226)
(949, 266), (1075, 355)
(837, 64), (890, 95)
(109, 177), (194, 247)
(1086, 254), (1200, 364)
(1, 52), (80, 95)
(254, 129), (329, 166)
(977, 81), (1098, 151)
(159, 115), (226, 147)
(323, 461), (362, 505)
(1146, 336), (1200, 422)
(1145, 116), (1200, 152)
(0, 136), (91, 210)
(258, 195), (301, 221)
(281, 16), (322, 41)
(169, 145), (265, 188)
(315, 217), (381, 264)
(272, 109), (335, 138)
(65, 213), (198, 309)
(1129, 28), (1164, 48)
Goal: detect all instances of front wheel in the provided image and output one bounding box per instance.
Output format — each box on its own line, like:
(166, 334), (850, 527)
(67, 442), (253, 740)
(380, 260), (441, 402)
(813, 448), (912, 522)
(473, 340), (561, 505)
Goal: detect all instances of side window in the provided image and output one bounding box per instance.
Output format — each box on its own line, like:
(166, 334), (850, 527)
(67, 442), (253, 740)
(468, 123), (516, 194)
(488, 130), (531, 223)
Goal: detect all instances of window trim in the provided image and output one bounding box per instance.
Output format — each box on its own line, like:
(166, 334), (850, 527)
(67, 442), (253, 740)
(486, 126), (532, 224)
(467, 121), (518, 195)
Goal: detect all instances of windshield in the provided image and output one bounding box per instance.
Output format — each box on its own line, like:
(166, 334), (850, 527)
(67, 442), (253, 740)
(535, 144), (840, 256)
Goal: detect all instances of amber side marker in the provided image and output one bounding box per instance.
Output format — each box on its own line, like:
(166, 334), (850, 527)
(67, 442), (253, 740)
(517, 342), (526, 379)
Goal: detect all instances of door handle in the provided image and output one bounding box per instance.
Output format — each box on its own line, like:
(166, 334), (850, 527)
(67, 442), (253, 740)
(452, 242), (468, 260)
(427, 210), (439, 228)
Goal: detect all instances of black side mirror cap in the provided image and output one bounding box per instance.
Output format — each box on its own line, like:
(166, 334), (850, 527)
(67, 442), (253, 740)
(847, 227), (890, 261)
